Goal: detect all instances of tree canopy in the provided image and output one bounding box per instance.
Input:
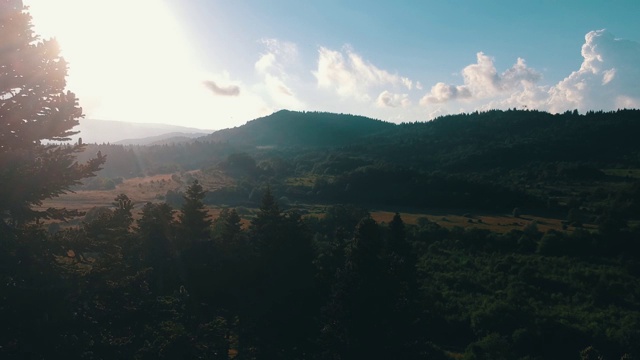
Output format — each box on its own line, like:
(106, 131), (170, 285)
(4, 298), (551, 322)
(0, 1), (104, 227)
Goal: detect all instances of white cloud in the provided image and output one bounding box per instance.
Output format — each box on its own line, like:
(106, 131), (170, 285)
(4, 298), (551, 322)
(547, 29), (640, 112)
(498, 57), (542, 90)
(263, 73), (305, 109)
(420, 82), (472, 104)
(602, 68), (616, 85)
(255, 52), (277, 75)
(421, 52), (541, 105)
(254, 39), (305, 109)
(420, 30), (640, 116)
(314, 46), (413, 101)
(401, 77), (413, 90)
(376, 90), (411, 108)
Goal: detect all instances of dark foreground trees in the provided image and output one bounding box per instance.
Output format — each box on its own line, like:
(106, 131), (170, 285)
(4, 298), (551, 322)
(3, 184), (640, 358)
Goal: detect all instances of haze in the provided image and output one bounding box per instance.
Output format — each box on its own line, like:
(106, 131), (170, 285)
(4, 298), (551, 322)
(25, 0), (640, 130)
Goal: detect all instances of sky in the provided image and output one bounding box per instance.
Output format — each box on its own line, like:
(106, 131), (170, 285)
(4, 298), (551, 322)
(24, 0), (640, 130)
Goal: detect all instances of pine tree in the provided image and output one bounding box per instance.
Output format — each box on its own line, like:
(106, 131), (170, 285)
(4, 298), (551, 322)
(178, 180), (212, 242)
(137, 202), (176, 293)
(213, 207), (242, 245)
(243, 187), (317, 358)
(0, 1), (104, 227)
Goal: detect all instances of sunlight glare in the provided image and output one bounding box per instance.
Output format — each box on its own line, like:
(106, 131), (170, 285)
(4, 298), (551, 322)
(25, 0), (225, 129)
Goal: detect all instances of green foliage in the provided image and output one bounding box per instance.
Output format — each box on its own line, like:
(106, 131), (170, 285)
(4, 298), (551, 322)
(0, 2), (104, 226)
(178, 180), (212, 242)
(137, 202), (178, 294)
(204, 109), (395, 148)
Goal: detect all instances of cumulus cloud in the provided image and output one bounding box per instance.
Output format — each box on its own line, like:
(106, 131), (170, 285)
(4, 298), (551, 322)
(256, 38), (299, 75)
(547, 29), (640, 112)
(254, 39), (305, 109)
(314, 46), (413, 101)
(376, 90), (411, 108)
(420, 82), (472, 104)
(428, 29), (640, 115)
(203, 80), (240, 96)
(401, 77), (413, 90)
(255, 52), (277, 75)
(421, 52), (541, 105)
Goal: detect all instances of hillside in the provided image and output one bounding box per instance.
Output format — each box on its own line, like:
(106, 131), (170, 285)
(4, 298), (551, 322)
(115, 132), (205, 146)
(71, 118), (211, 144)
(362, 109), (640, 171)
(72, 109), (640, 219)
(202, 109), (396, 147)
(35, 108), (640, 359)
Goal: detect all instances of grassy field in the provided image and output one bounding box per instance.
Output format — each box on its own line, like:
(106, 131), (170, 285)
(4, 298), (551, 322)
(41, 172), (587, 234)
(602, 168), (640, 179)
(42, 173), (181, 214)
(369, 210), (586, 234)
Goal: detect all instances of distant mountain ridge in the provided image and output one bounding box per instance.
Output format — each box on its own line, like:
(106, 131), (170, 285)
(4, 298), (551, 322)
(72, 119), (211, 144)
(202, 110), (396, 148)
(115, 132), (205, 146)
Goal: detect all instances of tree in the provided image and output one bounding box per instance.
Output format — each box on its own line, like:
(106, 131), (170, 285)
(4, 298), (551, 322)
(0, 1), (104, 227)
(242, 187), (318, 358)
(322, 216), (389, 359)
(137, 202), (177, 293)
(212, 207), (242, 245)
(84, 193), (134, 240)
(178, 180), (212, 243)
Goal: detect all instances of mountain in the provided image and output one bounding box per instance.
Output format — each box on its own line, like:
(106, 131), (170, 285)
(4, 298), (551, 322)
(202, 110), (396, 148)
(115, 132), (205, 146)
(71, 119), (212, 144)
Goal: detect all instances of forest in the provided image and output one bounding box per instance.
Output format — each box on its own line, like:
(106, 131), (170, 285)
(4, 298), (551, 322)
(2, 2), (640, 359)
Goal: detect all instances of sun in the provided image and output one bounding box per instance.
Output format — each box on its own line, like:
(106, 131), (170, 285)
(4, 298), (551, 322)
(24, 0), (221, 129)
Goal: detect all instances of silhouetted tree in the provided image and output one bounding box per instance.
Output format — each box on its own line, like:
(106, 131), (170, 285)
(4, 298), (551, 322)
(385, 213), (422, 356)
(212, 207), (243, 246)
(137, 202), (177, 293)
(241, 187), (317, 358)
(322, 216), (391, 358)
(0, 1), (104, 228)
(178, 180), (212, 243)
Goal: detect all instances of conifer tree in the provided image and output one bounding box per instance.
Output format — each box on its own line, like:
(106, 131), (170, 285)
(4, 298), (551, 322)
(137, 202), (176, 293)
(213, 207), (242, 245)
(178, 180), (212, 242)
(243, 187), (317, 358)
(0, 1), (104, 227)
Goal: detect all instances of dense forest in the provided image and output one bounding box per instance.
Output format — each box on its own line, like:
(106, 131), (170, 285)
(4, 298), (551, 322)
(3, 186), (640, 359)
(78, 108), (640, 222)
(2, 2), (640, 359)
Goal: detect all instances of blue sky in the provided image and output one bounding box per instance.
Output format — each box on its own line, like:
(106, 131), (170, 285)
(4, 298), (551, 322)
(25, 0), (640, 130)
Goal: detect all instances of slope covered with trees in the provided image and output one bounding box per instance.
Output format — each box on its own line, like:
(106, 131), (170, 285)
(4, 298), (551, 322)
(203, 109), (395, 148)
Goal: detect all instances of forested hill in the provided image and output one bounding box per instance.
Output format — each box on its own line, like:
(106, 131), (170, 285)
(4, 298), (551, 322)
(198, 108), (640, 170)
(360, 109), (640, 171)
(201, 109), (396, 147)
(79, 108), (640, 182)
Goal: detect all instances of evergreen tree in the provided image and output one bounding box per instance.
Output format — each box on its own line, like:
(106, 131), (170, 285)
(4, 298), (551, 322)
(243, 187), (318, 358)
(137, 202), (176, 293)
(385, 213), (422, 357)
(178, 180), (212, 242)
(84, 193), (134, 240)
(111, 193), (134, 233)
(322, 216), (386, 358)
(322, 215), (425, 358)
(0, 1), (104, 227)
(212, 207), (242, 246)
